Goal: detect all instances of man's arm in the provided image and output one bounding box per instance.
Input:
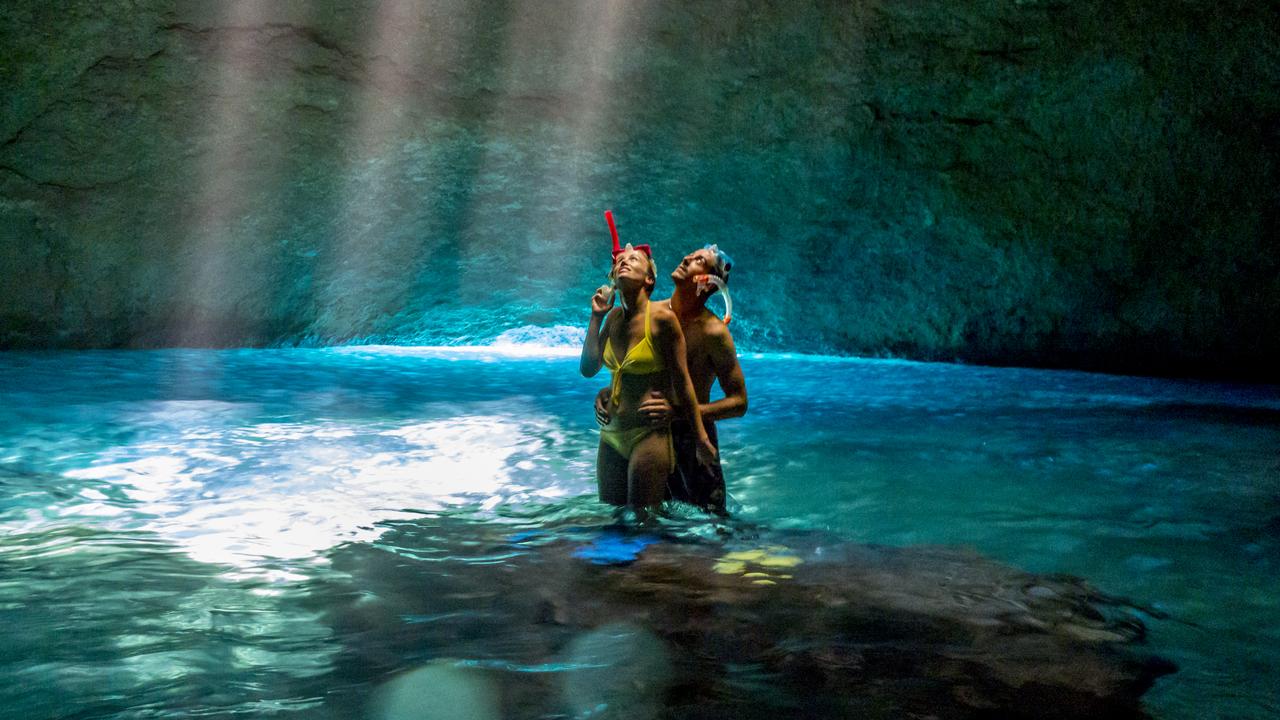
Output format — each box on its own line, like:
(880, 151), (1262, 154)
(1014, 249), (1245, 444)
(636, 321), (747, 427)
(699, 324), (747, 422)
(593, 386), (611, 426)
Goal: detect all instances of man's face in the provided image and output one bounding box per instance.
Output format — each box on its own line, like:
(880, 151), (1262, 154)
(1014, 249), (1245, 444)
(671, 248), (718, 283)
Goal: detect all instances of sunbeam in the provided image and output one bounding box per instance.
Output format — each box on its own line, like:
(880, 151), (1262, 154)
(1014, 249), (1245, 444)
(312, 2), (441, 342)
(178, 2), (278, 347)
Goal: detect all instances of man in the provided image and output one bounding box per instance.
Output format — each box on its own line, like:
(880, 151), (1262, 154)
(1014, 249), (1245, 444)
(595, 245), (747, 513)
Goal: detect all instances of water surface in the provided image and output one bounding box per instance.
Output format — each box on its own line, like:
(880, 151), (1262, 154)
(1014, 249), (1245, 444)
(1, 348), (1277, 719)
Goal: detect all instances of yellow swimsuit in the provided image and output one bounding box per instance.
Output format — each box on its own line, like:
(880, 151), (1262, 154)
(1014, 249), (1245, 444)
(600, 301), (673, 464)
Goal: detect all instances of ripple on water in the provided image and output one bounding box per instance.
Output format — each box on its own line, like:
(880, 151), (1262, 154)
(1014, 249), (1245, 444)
(0, 349), (1277, 720)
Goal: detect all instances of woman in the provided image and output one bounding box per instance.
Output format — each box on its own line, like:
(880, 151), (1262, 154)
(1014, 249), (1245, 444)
(580, 244), (717, 514)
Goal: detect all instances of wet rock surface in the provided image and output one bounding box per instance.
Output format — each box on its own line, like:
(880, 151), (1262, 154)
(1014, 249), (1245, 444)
(321, 521), (1175, 719)
(2, 0), (1276, 379)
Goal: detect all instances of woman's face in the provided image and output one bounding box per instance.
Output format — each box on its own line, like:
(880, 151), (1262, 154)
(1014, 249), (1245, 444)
(612, 249), (653, 288)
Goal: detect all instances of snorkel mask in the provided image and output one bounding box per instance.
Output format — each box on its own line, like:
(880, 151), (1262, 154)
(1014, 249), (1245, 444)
(693, 244), (734, 325)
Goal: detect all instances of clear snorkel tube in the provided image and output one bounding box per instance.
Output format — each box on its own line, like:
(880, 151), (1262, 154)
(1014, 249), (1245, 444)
(694, 243), (733, 324)
(694, 274), (732, 325)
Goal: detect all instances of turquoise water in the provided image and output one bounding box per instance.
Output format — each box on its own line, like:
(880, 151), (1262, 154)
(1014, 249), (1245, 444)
(1, 348), (1277, 719)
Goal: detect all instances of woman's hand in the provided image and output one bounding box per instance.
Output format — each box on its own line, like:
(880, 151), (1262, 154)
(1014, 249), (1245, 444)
(591, 285), (615, 317)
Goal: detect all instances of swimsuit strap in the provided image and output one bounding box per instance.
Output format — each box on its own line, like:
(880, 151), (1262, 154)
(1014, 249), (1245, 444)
(608, 311), (624, 405)
(602, 326), (617, 369)
(608, 299), (657, 408)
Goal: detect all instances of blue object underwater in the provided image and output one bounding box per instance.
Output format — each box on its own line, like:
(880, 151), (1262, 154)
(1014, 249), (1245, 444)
(570, 530), (661, 565)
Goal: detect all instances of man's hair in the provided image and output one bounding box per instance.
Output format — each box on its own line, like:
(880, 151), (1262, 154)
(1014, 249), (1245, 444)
(704, 244), (733, 282)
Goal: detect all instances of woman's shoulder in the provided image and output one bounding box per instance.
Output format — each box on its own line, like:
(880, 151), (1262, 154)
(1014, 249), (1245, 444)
(601, 306), (624, 329)
(649, 302), (679, 326)
(648, 304), (685, 342)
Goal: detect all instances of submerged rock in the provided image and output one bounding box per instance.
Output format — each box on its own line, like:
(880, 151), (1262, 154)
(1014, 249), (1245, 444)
(560, 622), (672, 720)
(323, 521), (1175, 719)
(370, 660), (500, 720)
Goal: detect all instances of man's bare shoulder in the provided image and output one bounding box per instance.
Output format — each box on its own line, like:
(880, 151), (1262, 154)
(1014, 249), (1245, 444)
(698, 311), (734, 345)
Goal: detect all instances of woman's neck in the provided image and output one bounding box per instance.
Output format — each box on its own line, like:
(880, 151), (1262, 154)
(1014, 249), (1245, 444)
(618, 285), (650, 314)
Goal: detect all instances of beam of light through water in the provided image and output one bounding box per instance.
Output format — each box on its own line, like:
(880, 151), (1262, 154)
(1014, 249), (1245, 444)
(452, 0), (655, 303)
(178, 1), (277, 346)
(315, 2), (437, 340)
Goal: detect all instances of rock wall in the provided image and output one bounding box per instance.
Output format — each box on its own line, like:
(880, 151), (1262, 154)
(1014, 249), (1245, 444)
(1, 0), (1276, 378)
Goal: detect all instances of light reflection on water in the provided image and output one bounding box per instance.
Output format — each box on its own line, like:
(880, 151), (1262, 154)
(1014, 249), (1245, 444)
(47, 410), (572, 572)
(0, 348), (1277, 719)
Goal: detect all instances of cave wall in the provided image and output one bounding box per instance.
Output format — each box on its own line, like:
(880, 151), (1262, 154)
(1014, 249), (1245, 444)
(1, 0), (1277, 378)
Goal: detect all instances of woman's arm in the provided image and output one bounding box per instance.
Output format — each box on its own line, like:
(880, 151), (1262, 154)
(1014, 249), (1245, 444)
(580, 287), (614, 378)
(654, 308), (717, 464)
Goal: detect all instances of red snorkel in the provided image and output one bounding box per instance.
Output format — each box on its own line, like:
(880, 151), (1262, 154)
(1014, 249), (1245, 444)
(606, 209), (621, 257)
(605, 210), (650, 260)
(601, 210), (652, 311)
